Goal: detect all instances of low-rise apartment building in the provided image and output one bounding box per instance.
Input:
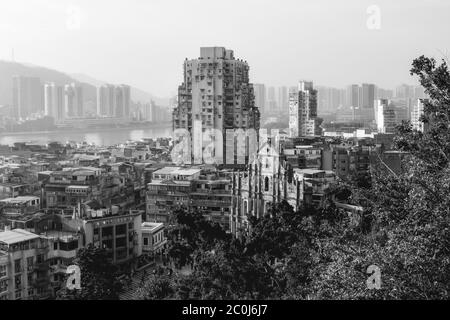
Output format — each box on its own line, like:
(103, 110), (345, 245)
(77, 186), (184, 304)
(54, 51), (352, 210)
(82, 207), (143, 264)
(146, 167), (233, 230)
(0, 183), (31, 200)
(0, 229), (51, 300)
(0, 196), (40, 217)
(283, 145), (322, 169)
(322, 144), (373, 178)
(146, 167), (201, 223)
(141, 222), (166, 255)
(190, 172), (233, 229)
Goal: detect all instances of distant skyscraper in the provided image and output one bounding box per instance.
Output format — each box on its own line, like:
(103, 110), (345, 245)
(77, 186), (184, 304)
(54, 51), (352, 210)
(97, 84), (130, 118)
(44, 83), (64, 121)
(387, 99), (410, 123)
(361, 83), (375, 109)
(361, 83), (376, 122)
(65, 83), (83, 118)
(375, 99), (396, 134)
(289, 81), (318, 137)
(277, 86), (288, 112)
(114, 85), (131, 118)
(172, 47), (260, 165)
(338, 88), (347, 108)
(253, 84), (266, 111)
(12, 76), (43, 119)
(358, 86), (364, 112)
(142, 102), (153, 122)
(395, 84), (415, 99)
(317, 86), (343, 114)
(316, 86), (327, 114)
(97, 84), (115, 116)
(347, 84), (360, 109)
(266, 86), (277, 113)
(377, 88), (394, 99)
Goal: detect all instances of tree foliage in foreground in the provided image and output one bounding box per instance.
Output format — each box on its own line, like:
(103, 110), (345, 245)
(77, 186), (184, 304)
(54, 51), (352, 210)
(310, 55), (450, 299)
(56, 244), (123, 300)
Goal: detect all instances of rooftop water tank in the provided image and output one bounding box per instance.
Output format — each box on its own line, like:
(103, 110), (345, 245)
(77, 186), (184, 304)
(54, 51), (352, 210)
(112, 206), (119, 215)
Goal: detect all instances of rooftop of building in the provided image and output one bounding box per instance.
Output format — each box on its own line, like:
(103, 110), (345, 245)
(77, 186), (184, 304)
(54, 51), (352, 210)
(148, 179), (192, 186)
(0, 196), (39, 204)
(72, 154), (101, 160)
(66, 185), (90, 189)
(294, 168), (335, 176)
(141, 222), (164, 232)
(153, 166), (202, 176)
(294, 145), (320, 149)
(82, 209), (143, 222)
(383, 150), (409, 154)
(77, 166), (102, 171)
(0, 182), (27, 187)
(294, 168), (324, 174)
(37, 170), (54, 175)
(5, 210), (48, 222)
(152, 166), (181, 175)
(40, 230), (79, 242)
(50, 168), (97, 176)
(194, 178), (231, 184)
(0, 164), (26, 170)
(199, 47), (234, 59)
(0, 228), (39, 245)
(109, 162), (134, 168)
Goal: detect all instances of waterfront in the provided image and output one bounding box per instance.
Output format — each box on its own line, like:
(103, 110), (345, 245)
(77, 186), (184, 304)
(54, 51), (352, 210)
(0, 126), (172, 146)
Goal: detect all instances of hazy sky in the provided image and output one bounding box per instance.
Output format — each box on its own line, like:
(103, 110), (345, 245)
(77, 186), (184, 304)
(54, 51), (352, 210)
(1, 0), (449, 97)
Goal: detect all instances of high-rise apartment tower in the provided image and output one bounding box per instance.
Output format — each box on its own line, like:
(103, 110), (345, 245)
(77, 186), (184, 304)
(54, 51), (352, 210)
(172, 47), (260, 165)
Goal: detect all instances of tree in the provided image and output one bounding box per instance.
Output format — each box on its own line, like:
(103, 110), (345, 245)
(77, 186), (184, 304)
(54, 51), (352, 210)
(305, 56), (450, 299)
(165, 207), (229, 268)
(245, 201), (301, 260)
(56, 244), (123, 300)
(148, 202), (322, 299)
(135, 274), (175, 300)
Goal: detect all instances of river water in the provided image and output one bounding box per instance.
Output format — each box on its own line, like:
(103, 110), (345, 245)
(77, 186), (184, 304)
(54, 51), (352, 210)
(0, 126), (172, 146)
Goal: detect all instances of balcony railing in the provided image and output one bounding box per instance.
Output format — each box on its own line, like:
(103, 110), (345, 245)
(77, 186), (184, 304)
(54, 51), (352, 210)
(35, 243), (49, 251)
(191, 188), (230, 195)
(191, 200), (231, 207)
(33, 262), (49, 271)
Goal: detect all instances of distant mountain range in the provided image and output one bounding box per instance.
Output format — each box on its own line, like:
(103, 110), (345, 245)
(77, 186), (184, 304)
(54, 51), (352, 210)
(69, 72), (170, 106)
(0, 60), (170, 107)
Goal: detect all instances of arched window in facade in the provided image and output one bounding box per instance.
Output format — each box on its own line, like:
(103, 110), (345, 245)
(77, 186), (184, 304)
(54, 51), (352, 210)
(264, 176), (269, 192)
